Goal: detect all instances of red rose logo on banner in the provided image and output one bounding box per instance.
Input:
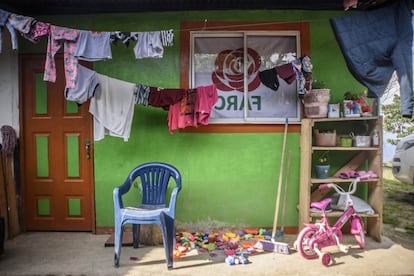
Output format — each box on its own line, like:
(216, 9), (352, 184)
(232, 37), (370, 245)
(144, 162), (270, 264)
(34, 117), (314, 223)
(212, 48), (261, 92)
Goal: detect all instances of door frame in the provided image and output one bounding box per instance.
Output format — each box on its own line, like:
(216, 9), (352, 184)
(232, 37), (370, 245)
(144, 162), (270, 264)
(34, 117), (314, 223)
(18, 54), (96, 232)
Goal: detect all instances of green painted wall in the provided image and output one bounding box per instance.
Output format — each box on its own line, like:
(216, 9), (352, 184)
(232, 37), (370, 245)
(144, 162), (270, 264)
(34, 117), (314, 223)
(21, 10), (365, 229)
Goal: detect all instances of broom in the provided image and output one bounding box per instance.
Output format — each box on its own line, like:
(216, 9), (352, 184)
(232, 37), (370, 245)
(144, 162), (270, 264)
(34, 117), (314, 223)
(275, 150), (292, 241)
(1, 125), (19, 238)
(255, 118), (290, 254)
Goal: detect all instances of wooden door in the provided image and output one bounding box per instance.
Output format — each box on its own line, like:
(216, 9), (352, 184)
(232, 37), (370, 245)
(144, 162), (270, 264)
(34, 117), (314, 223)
(19, 55), (95, 231)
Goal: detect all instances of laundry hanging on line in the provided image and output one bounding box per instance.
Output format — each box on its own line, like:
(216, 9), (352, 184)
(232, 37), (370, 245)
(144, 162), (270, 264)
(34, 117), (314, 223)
(168, 84), (218, 134)
(0, 7), (175, 93)
(0, 7), (216, 139)
(331, 0), (413, 118)
(83, 67), (218, 141)
(89, 73), (136, 142)
(41, 25), (174, 91)
(65, 65), (99, 105)
(0, 10), (36, 53)
(258, 56), (312, 97)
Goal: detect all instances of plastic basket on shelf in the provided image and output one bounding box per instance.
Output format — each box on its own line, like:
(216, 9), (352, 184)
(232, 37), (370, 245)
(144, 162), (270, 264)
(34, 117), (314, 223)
(303, 89), (330, 118)
(314, 129), (336, 147)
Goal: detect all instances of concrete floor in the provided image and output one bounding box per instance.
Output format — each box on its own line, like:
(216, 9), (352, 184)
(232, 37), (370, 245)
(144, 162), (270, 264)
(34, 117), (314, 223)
(0, 232), (414, 276)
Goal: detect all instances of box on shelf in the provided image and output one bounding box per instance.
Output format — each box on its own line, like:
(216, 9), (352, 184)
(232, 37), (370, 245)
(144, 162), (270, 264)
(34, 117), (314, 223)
(352, 135), (371, 147)
(343, 100), (361, 117)
(328, 103), (340, 118)
(314, 129), (336, 146)
(303, 89), (330, 118)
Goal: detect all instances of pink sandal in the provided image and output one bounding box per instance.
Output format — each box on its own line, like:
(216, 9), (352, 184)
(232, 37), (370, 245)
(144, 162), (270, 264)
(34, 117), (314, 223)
(357, 170), (378, 180)
(338, 171), (358, 179)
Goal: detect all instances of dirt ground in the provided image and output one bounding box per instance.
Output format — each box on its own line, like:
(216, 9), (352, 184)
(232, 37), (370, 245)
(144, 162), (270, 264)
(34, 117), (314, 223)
(1, 169), (413, 275)
(1, 176), (414, 275)
(383, 224), (414, 250)
(382, 171), (414, 250)
(2, 232), (414, 276)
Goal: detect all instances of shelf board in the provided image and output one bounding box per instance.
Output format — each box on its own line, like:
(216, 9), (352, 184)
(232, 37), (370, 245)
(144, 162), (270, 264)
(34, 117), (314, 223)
(311, 177), (380, 184)
(312, 146), (379, 151)
(310, 211), (380, 218)
(304, 116), (380, 123)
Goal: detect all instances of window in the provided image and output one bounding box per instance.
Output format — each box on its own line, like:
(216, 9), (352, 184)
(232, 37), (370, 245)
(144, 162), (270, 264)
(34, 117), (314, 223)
(180, 22), (310, 131)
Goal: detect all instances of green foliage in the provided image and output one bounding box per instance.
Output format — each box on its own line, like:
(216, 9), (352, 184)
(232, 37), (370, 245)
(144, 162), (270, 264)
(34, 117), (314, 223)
(382, 95), (414, 145)
(311, 79), (327, 89)
(316, 151), (329, 165)
(343, 91), (363, 101)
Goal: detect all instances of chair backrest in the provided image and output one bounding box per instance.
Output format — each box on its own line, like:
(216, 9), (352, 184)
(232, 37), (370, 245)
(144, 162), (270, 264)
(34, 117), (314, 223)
(128, 162), (181, 209)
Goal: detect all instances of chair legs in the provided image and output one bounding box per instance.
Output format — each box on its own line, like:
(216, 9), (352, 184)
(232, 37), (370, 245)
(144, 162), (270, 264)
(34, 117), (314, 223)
(132, 224), (141, 248)
(114, 216), (175, 270)
(160, 212), (175, 270)
(114, 223), (123, 267)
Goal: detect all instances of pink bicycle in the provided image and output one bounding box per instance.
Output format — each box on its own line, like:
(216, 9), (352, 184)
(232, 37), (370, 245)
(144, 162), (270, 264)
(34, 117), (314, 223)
(295, 178), (366, 266)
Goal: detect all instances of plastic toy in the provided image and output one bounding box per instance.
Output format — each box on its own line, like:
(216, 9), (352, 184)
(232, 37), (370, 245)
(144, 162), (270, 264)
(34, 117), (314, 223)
(225, 253), (249, 265)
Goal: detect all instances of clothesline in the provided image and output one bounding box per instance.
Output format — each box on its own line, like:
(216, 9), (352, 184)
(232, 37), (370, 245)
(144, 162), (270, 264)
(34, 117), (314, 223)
(0, 7), (176, 98)
(0, 8), (174, 52)
(1, 8), (221, 142)
(82, 65), (218, 141)
(1, 6), (314, 141)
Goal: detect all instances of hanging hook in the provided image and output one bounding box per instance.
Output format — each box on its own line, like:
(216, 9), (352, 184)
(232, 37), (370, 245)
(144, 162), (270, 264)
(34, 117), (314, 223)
(203, 19), (207, 31)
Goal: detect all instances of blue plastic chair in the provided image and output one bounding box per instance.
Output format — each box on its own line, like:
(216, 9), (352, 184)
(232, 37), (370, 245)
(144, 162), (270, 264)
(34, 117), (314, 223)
(113, 162), (182, 269)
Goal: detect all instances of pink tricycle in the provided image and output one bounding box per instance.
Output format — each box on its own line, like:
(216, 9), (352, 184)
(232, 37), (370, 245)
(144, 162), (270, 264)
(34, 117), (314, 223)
(295, 178), (366, 266)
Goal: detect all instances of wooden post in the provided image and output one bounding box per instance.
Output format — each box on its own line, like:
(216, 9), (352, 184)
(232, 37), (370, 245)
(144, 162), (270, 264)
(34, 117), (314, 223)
(0, 147), (9, 239)
(3, 154), (19, 238)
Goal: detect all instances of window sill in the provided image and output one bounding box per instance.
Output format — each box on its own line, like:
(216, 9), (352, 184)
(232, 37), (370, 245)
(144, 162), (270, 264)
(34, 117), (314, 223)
(179, 123), (301, 133)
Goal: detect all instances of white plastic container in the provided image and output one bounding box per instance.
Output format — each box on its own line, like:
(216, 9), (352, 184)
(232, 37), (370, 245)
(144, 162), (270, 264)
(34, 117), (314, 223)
(352, 135), (371, 147)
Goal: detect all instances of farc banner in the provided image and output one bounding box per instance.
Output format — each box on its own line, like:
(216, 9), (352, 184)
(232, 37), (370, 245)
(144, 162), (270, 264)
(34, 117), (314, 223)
(193, 35), (299, 120)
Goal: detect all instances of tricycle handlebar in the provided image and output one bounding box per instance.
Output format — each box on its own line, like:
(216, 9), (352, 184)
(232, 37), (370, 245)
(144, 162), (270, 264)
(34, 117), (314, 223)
(318, 178), (359, 195)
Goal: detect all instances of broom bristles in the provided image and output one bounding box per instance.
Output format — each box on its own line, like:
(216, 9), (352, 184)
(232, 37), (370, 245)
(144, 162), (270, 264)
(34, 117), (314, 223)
(1, 125), (17, 156)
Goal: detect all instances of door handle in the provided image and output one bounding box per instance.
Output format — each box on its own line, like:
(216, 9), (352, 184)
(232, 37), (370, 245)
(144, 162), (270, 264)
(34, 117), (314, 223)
(85, 139), (91, 159)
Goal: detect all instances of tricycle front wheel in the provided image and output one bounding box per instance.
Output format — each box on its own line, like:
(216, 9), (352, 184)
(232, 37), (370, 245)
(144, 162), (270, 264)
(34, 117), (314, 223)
(354, 221), (366, 249)
(296, 226), (318, 259)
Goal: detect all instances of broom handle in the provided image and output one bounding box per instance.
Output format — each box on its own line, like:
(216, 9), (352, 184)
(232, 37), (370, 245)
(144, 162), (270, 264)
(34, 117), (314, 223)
(280, 150), (292, 230)
(272, 118), (288, 239)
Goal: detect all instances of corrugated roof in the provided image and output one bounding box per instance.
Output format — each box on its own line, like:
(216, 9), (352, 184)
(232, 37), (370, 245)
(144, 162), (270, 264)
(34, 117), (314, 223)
(0, 0), (395, 16)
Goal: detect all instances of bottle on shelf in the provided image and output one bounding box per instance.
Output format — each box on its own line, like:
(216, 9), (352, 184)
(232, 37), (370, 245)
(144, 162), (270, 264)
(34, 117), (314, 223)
(371, 126), (379, 147)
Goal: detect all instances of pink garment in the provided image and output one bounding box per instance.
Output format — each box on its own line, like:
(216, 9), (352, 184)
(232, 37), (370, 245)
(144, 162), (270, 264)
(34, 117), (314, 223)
(275, 63), (295, 84)
(43, 25), (79, 89)
(343, 0), (358, 10)
(167, 89), (197, 134)
(195, 84), (218, 125)
(168, 101), (180, 134)
(23, 21), (50, 43)
(168, 85), (218, 134)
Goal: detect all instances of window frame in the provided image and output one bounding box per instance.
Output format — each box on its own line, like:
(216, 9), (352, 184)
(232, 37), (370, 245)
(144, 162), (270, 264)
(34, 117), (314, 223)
(180, 21), (310, 133)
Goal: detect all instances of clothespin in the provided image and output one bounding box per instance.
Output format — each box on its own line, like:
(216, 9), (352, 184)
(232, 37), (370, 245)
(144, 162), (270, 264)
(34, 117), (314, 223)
(202, 19), (207, 31)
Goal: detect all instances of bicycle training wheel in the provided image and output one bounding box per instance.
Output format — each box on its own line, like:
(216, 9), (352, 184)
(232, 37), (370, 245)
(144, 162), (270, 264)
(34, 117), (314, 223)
(354, 221), (366, 248)
(296, 226), (318, 259)
(321, 252), (332, 266)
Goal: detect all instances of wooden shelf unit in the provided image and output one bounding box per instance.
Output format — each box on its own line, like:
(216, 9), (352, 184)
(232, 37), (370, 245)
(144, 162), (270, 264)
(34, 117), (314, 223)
(299, 116), (383, 241)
